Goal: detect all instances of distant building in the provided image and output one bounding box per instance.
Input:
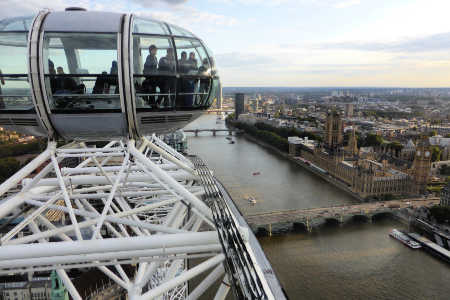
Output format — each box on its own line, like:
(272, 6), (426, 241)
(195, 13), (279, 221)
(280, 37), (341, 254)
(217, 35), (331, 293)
(345, 103), (354, 117)
(441, 182), (450, 206)
(288, 137), (303, 157)
(0, 279), (53, 300)
(216, 81), (223, 109)
(429, 135), (450, 147)
(235, 93), (246, 120)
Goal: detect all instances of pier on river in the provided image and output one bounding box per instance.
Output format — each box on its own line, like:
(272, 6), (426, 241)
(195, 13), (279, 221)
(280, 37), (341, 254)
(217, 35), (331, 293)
(246, 198), (439, 235)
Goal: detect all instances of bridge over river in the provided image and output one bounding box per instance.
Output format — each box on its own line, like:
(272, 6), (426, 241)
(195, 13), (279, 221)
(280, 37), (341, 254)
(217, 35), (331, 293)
(246, 198), (439, 235)
(184, 128), (239, 136)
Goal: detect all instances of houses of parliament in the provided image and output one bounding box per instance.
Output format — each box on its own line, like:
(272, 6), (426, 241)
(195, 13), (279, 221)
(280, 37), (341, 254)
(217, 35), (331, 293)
(289, 111), (431, 199)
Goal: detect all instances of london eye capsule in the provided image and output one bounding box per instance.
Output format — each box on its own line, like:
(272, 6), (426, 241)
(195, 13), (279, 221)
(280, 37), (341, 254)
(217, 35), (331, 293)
(0, 8), (220, 140)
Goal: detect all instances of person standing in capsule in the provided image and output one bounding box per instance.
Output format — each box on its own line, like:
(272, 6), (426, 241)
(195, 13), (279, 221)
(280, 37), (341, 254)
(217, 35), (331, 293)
(158, 48), (175, 107)
(143, 45), (159, 106)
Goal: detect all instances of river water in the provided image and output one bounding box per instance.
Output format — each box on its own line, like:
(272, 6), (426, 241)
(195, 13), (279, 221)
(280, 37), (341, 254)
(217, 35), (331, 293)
(184, 114), (450, 299)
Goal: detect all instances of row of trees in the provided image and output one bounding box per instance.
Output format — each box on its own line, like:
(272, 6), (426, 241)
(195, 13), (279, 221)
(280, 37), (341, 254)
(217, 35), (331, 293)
(0, 138), (47, 183)
(252, 122), (322, 142)
(233, 122), (289, 153)
(0, 157), (22, 183)
(357, 133), (384, 148)
(0, 139), (46, 158)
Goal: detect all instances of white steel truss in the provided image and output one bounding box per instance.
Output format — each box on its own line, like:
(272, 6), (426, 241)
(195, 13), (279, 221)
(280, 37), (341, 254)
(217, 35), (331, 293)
(0, 136), (230, 300)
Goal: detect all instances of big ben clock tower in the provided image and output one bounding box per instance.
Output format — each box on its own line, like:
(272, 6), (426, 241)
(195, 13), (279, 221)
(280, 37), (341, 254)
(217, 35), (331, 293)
(412, 137), (431, 195)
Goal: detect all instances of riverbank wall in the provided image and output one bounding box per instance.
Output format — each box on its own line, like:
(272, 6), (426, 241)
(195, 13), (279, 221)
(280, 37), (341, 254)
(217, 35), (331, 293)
(241, 133), (365, 202)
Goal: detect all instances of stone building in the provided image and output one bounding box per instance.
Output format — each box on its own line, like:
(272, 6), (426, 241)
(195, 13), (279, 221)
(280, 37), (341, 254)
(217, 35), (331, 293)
(289, 113), (431, 199)
(345, 128), (359, 157)
(401, 139), (416, 160)
(325, 110), (344, 150)
(1, 280), (52, 300)
(411, 137), (432, 194)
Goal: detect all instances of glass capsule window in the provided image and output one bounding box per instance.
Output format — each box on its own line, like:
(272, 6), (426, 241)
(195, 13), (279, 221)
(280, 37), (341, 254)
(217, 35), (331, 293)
(0, 16), (33, 32)
(43, 33), (120, 112)
(174, 38), (211, 108)
(0, 32), (33, 111)
(175, 38), (210, 75)
(132, 17), (169, 35)
(133, 36), (176, 110)
(204, 45), (218, 76)
(168, 24), (195, 38)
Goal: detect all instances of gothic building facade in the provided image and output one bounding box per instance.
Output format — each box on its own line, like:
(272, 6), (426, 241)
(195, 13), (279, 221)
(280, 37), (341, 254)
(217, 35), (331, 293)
(325, 111), (344, 150)
(411, 138), (432, 194)
(290, 113), (431, 199)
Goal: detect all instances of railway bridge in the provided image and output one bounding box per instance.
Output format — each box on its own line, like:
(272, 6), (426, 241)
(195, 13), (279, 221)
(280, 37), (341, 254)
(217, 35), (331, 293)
(246, 198), (439, 235)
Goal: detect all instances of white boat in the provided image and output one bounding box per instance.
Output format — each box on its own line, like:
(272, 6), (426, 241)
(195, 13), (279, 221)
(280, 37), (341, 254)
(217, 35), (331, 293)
(216, 112), (225, 123)
(389, 229), (421, 249)
(247, 196), (256, 204)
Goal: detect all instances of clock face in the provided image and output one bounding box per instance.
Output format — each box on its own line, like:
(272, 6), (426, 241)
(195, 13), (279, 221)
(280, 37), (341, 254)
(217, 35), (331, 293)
(417, 151), (421, 157)
(425, 151), (430, 157)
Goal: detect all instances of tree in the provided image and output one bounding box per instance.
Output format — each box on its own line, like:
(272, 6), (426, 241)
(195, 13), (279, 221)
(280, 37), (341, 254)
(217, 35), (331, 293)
(0, 139), (45, 158)
(429, 205), (450, 223)
(429, 130), (438, 137)
(361, 133), (383, 147)
(431, 146), (442, 162)
(0, 157), (22, 183)
(440, 165), (450, 176)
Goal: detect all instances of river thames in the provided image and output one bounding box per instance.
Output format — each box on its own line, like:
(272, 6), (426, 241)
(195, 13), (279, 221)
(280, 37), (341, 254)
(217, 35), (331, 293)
(185, 114), (449, 299)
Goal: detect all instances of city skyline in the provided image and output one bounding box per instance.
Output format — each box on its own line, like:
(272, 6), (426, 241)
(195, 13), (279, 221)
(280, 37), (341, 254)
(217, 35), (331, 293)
(3, 0), (450, 87)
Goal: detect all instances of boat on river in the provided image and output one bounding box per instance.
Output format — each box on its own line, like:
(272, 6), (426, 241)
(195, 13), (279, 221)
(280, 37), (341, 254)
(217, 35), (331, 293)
(247, 196), (256, 204)
(389, 229), (421, 249)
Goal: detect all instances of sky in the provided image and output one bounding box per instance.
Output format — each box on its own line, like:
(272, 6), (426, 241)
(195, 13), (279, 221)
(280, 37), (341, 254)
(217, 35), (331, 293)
(2, 0), (450, 87)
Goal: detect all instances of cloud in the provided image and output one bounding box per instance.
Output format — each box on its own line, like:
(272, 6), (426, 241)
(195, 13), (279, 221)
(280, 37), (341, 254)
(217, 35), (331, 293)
(211, 0), (362, 8)
(137, 6), (238, 29)
(0, 0), (130, 19)
(0, 0), (236, 34)
(216, 52), (278, 68)
(0, 0), (66, 18)
(317, 32), (450, 53)
(333, 0), (360, 8)
(132, 0), (188, 6)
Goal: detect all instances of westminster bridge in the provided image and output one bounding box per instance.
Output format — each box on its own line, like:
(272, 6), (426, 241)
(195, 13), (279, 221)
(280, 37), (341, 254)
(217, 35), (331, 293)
(246, 198), (439, 235)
